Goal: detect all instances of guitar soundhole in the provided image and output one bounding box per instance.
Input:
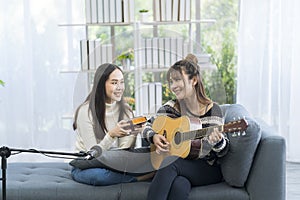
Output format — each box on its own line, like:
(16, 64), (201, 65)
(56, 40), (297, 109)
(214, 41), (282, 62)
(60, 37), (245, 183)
(174, 132), (181, 145)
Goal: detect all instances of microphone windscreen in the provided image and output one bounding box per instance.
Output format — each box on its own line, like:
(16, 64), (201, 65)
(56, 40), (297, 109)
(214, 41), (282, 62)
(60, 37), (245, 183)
(90, 145), (102, 158)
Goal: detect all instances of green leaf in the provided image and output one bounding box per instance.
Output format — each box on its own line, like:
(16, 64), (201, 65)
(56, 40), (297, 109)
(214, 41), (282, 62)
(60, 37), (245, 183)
(0, 80), (4, 86)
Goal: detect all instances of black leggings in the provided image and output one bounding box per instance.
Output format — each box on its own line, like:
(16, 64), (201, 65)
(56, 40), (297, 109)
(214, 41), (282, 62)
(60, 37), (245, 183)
(147, 157), (223, 200)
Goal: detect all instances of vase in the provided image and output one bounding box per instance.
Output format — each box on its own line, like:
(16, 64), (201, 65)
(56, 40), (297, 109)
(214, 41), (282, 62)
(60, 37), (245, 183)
(139, 13), (149, 22)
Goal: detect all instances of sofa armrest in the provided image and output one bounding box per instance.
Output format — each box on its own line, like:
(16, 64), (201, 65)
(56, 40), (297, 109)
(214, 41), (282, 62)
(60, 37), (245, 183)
(245, 119), (286, 200)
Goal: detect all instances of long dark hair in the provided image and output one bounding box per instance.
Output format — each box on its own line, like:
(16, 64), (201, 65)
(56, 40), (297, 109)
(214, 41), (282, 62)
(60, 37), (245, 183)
(73, 63), (132, 140)
(167, 54), (212, 112)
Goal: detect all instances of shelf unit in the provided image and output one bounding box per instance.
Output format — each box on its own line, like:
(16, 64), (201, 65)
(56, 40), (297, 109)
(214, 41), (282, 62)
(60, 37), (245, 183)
(60, 0), (215, 116)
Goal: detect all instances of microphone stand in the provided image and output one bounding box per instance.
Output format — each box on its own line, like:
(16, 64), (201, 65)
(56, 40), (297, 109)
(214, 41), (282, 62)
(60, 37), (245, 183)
(0, 146), (87, 200)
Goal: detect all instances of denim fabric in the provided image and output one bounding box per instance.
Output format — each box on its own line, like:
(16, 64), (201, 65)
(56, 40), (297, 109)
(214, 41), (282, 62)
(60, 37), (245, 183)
(71, 167), (137, 186)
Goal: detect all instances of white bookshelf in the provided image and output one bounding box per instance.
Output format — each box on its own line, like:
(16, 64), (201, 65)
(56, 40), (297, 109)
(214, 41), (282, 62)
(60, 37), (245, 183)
(60, 0), (216, 116)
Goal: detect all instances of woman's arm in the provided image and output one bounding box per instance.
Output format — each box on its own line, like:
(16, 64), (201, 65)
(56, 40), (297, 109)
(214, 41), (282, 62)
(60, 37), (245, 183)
(197, 103), (230, 159)
(76, 104), (116, 151)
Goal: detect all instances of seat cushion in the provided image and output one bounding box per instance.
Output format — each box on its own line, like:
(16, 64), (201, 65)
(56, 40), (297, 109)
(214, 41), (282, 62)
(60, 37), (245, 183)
(3, 162), (248, 200)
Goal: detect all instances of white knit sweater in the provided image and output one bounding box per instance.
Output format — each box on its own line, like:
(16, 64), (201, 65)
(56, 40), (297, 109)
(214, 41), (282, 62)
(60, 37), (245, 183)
(74, 102), (134, 152)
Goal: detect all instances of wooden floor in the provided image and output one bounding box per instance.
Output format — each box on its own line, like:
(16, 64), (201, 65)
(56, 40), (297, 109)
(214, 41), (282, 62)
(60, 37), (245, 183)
(286, 162), (300, 200)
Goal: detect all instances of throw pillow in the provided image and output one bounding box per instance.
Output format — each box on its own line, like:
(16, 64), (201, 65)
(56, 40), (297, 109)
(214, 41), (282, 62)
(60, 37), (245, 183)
(219, 104), (261, 187)
(69, 147), (154, 175)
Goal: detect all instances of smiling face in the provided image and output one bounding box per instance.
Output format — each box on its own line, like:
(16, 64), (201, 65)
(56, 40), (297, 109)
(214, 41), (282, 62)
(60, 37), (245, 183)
(169, 70), (197, 100)
(105, 69), (125, 103)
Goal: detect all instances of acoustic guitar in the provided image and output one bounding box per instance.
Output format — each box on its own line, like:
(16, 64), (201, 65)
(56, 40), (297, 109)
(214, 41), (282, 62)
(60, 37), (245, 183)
(150, 115), (248, 169)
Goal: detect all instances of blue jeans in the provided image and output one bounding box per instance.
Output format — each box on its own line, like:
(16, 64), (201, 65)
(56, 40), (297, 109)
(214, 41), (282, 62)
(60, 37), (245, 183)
(71, 167), (137, 186)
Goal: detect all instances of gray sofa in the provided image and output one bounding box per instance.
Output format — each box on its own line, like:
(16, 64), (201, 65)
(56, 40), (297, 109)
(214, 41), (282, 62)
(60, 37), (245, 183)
(1, 104), (286, 200)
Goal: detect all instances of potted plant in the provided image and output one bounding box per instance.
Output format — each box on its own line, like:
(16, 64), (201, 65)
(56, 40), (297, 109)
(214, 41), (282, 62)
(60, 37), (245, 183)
(116, 48), (134, 70)
(139, 9), (149, 22)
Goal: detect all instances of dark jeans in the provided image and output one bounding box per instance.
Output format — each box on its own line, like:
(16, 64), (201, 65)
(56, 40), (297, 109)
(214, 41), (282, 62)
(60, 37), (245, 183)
(147, 157), (223, 200)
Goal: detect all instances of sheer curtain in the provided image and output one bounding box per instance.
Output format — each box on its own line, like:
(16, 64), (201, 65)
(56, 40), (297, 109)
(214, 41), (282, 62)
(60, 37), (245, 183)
(0, 0), (86, 162)
(237, 0), (300, 162)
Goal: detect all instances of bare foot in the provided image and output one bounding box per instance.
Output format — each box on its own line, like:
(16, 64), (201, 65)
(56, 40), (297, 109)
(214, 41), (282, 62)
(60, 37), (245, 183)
(136, 172), (156, 181)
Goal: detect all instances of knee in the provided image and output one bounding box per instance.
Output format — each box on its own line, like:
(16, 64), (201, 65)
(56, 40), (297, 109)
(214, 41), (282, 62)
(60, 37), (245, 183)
(71, 168), (109, 186)
(160, 156), (182, 171)
(168, 176), (191, 200)
(172, 176), (191, 191)
(89, 169), (113, 186)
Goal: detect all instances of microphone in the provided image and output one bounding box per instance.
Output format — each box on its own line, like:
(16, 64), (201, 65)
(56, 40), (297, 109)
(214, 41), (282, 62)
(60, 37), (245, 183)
(85, 145), (102, 160)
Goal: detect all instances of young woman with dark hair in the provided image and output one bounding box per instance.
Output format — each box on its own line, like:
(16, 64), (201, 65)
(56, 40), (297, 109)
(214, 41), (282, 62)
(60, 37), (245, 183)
(142, 54), (230, 200)
(71, 63), (152, 186)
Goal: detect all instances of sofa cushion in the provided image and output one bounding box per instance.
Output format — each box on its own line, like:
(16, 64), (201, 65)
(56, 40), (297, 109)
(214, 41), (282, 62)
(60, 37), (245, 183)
(5, 162), (249, 200)
(220, 104), (261, 187)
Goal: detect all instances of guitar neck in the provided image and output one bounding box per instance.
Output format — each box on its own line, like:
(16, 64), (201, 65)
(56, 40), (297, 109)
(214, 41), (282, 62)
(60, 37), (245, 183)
(182, 125), (224, 141)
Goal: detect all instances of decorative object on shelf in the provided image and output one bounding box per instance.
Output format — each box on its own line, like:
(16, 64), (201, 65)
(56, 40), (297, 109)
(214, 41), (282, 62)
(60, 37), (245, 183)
(139, 9), (149, 22)
(124, 96), (135, 110)
(116, 48), (134, 70)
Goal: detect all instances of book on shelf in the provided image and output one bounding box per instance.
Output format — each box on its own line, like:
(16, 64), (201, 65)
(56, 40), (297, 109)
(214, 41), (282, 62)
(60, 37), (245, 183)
(101, 44), (107, 63)
(140, 82), (162, 115)
(139, 38), (146, 68)
(185, 0), (191, 21)
(85, 0), (92, 23)
(148, 82), (162, 114)
(161, 0), (166, 21)
(178, 0), (185, 21)
(176, 37), (184, 60)
(103, 0), (110, 23)
(88, 40), (96, 70)
(152, 38), (159, 69)
(172, 0), (179, 21)
(106, 44), (113, 62)
(145, 38), (153, 69)
(123, 0), (129, 22)
(94, 39), (102, 68)
(170, 37), (177, 64)
(91, 0), (98, 23)
(158, 37), (165, 68)
(153, 0), (160, 21)
(183, 42), (190, 58)
(97, 0), (104, 23)
(110, 0), (116, 23)
(129, 0), (135, 22)
(115, 0), (123, 23)
(164, 37), (171, 67)
(80, 39), (89, 71)
(165, 0), (172, 21)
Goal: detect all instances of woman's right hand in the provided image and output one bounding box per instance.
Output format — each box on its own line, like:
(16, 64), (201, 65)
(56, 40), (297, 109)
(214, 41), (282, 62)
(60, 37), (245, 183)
(153, 134), (170, 154)
(108, 120), (131, 138)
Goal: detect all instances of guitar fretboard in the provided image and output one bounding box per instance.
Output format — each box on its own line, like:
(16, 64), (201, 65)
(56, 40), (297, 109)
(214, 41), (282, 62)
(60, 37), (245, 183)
(180, 125), (224, 142)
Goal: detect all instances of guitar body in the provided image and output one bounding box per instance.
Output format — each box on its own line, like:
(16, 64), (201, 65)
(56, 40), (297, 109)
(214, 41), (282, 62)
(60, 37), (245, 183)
(150, 115), (200, 170)
(150, 115), (248, 170)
